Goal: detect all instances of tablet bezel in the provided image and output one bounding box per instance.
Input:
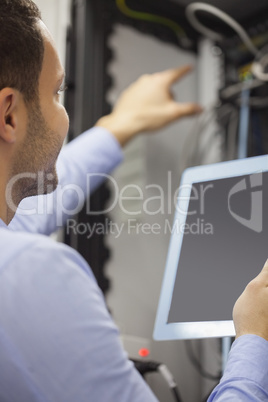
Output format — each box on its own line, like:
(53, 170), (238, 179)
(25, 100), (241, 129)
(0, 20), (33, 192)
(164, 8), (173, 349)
(153, 154), (268, 340)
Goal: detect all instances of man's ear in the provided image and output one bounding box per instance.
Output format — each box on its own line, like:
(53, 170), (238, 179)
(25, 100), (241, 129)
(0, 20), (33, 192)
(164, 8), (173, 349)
(0, 88), (21, 144)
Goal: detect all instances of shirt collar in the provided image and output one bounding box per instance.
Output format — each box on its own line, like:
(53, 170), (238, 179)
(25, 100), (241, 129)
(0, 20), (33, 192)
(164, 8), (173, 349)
(0, 218), (7, 228)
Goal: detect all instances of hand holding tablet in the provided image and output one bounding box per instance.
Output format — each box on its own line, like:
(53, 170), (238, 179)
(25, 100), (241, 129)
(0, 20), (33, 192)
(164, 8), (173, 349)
(154, 155), (268, 340)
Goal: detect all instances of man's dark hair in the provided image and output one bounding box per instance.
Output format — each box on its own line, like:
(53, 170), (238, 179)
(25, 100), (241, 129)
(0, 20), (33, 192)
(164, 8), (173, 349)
(0, 0), (44, 103)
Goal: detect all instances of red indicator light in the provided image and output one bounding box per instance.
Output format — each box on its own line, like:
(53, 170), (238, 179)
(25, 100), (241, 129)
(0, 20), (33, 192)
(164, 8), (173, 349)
(139, 348), (150, 358)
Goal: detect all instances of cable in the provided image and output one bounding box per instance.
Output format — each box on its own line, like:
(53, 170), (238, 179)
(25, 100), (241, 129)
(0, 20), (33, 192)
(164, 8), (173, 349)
(131, 359), (183, 402)
(236, 95), (268, 108)
(185, 2), (258, 56)
(172, 386), (183, 402)
(226, 108), (239, 161)
(237, 88), (250, 159)
(252, 110), (264, 155)
(115, 0), (192, 47)
(180, 106), (216, 170)
(181, 104), (223, 169)
(220, 78), (263, 101)
(185, 340), (221, 381)
(219, 79), (268, 109)
(214, 103), (237, 161)
(252, 47), (268, 82)
(158, 364), (183, 402)
(130, 359), (159, 377)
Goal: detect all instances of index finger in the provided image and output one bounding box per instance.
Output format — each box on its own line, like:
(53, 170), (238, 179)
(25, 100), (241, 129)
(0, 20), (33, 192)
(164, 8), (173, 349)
(253, 259), (268, 284)
(162, 65), (193, 85)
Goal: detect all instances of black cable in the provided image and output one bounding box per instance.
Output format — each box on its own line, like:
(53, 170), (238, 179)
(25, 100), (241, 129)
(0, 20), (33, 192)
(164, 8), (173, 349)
(130, 358), (160, 377)
(171, 385), (183, 402)
(158, 364), (183, 402)
(185, 340), (221, 381)
(131, 359), (184, 402)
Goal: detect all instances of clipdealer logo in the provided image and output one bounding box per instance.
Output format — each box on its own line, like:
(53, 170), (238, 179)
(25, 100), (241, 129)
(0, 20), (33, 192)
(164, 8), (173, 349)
(228, 172), (263, 233)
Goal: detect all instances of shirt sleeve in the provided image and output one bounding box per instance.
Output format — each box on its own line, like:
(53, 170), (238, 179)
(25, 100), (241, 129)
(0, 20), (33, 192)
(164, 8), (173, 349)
(9, 126), (123, 235)
(208, 335), (268, 401)
(0, 237), (158, 402)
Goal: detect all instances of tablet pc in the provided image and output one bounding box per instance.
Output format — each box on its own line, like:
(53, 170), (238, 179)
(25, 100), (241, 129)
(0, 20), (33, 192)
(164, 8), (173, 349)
(154, 155), (268, 340)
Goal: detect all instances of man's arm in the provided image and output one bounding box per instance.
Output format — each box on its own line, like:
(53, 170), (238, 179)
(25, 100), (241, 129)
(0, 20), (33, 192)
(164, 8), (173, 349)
(208, 260), (268, 401)
(208, 335), (268, 401)
(9, 66), (201, 235)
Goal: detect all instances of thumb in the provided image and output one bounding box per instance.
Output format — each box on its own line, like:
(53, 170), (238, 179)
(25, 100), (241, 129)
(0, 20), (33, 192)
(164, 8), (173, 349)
(163, 65), (193, 85)
(254, 258), (268, 283)
(168, 102), (203, 119)
(260, 259), (268, 275)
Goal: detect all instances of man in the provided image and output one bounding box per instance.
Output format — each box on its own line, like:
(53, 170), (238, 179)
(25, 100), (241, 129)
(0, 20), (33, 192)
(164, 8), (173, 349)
(0, 1), (268, 401)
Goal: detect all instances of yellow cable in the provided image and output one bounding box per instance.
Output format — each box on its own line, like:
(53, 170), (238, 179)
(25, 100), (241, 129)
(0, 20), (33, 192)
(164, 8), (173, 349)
(116, 0), (187, 40)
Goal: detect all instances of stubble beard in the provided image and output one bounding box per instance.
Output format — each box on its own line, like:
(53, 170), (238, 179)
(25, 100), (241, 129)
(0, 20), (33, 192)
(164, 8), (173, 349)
(9, 100), (63, 209)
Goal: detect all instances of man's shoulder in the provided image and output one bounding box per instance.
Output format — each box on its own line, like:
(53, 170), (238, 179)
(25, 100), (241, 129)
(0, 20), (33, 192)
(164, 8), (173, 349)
(0, 227), (92, 279)
(0, 226), (67, 255)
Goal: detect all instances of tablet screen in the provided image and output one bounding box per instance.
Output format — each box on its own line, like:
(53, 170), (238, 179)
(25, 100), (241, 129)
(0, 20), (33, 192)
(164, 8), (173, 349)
(168, 171), (268, 324)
